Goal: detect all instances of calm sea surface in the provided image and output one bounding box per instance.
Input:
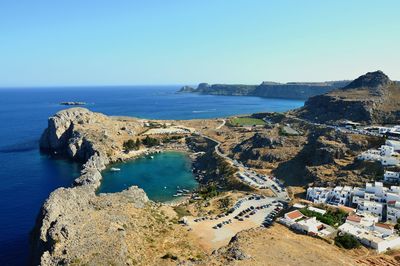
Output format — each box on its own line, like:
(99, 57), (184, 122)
(0, 86), (304, 265)
(98, 152), (198, 202)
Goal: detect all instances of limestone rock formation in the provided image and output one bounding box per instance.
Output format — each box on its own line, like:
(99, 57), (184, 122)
(32, 108), (154, 265)
(178, 80), (350, 99)
(297, 71), (400, 124)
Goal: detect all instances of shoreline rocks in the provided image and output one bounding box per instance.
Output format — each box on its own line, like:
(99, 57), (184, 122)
(31, 108), (149, 265)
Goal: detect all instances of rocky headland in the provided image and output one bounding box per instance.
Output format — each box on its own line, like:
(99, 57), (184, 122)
(32, 108), (207, 265)
(296, 71), (400, 124)
(179, 80), (350, 100)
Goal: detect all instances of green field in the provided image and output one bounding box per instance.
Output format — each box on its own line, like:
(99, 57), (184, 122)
(229, 117), (266, 126)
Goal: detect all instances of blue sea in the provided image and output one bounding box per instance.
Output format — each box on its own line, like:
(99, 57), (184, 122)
(0, 86), (304, 265)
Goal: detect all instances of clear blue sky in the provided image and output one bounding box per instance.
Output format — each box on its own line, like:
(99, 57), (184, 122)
(0, 0), (399, 87)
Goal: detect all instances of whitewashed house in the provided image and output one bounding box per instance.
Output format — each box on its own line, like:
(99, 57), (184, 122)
(386, 140), (400, 152)
(291, 217), (323, 235)
(357, 145), (400, 166)
(306, 187), (331, 204)
(306, 186), (352, 206)
(284, 210), (304, 222)
(387, 201), (400, 224)
(356, 201), (384, 220)
(386, 186), (400, 202)
(384, 171), (400, 183)
(338, 217), (400, 253)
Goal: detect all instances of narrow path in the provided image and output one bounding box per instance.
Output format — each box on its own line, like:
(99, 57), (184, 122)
(215, 119), (226, 130)
(199, 133), (288, 201)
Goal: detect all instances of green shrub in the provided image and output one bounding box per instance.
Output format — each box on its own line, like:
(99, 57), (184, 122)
(335, 233), (361, 249)
(299, 208), (347, 227)
(142, 136), (160, 147)
(123, 139), (141, 151)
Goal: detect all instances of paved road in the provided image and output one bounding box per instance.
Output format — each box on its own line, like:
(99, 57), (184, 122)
(286, 114), (385, 138)
(199, 133), (289, 201)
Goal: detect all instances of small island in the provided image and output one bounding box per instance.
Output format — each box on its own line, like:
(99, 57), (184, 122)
(60, 101), (87, 106)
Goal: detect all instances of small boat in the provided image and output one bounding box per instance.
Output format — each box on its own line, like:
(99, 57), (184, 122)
(182, 189), (190, 193)
(164, 186), (167, 189)
(110, 167), (121, 172)
(177, 189), (184, 193)
(173, 193), (183, 197)
(149, 156), (154, 159)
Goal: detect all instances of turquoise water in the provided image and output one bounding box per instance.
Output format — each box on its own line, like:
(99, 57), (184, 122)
(98, 152), (198, 202)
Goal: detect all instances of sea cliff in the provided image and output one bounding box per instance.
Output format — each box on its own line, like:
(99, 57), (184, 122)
(179, 80), (350, 99)
(32, 108), (151, 265)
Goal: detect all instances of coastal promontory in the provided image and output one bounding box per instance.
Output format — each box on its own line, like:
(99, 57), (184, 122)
(178, 80), (350, 99)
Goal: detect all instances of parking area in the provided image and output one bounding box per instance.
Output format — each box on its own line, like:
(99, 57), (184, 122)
(186, 195), (284, 250)
(237, 170), (289, 200)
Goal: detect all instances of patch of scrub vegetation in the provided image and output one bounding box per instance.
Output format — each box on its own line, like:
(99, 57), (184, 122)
(198, 183), (219, 199)
(229, 117), (266, 126)
(173, 206), (191, 219)
(218, 196), (232, 210)
(335, 233), (361, 249)
(123, 139), (141, 151)
(299, 207), (347, 227)
(123, 136), (162, 152)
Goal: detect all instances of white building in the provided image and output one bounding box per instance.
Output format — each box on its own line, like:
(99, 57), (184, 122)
(357, 145), (400, 166)
(386, 140), (400, 152)
(308, 182), (400, 222)
(284, 210), (304, 222)
(352, 182), (385, 206)
(356, 201), (384, 220)
(386, 186), (400, 202)
(292, 217), (323, 235)
(387, 201), (400, 224)
(338, 217), (400, 253)
(308, 206), (327, 215)
(306, 186), (352, 206)
(384, 171), (400, 183)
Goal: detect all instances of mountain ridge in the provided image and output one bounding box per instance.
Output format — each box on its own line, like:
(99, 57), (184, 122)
(296, 71), (400, 124)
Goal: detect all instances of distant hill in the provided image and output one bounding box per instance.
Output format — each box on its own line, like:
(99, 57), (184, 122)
(178, 80), (350, 100)
(296, 71), (400, 124)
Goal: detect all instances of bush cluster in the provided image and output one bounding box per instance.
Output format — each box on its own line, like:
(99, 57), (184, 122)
(335, 233), (361, 249)
(299, 208), (347, 227)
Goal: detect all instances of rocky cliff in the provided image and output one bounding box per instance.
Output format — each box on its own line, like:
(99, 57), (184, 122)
(32, 108), (207, 265)
(296, 71), (400, 124)
(178, 81), (350, 99)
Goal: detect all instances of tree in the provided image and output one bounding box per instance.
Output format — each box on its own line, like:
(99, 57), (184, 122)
(135, 138), (141, 148)
(142, 136), (160, 147)
(123, 139), (141, 151)
(335, 233), (361, 249)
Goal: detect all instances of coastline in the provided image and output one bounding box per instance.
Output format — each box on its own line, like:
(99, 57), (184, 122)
(31, 108), (212, 264)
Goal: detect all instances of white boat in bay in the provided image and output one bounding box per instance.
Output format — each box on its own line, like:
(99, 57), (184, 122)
(110, 167), (121, 172)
